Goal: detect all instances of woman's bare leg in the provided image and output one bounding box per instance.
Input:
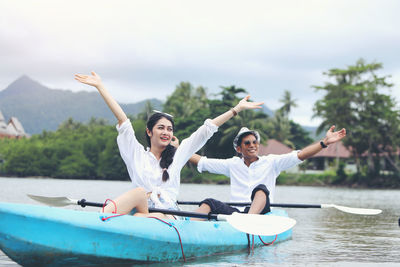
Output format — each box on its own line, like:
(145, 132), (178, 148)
(103, 187), (148, 214)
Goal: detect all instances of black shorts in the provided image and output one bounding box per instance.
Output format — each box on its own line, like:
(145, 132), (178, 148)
(199, 184), (270, 215)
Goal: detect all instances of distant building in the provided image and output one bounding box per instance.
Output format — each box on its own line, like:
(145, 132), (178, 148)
(307, 141), (353, 171)
(259, 139), (293, 155)
(0, 110), (29, 139)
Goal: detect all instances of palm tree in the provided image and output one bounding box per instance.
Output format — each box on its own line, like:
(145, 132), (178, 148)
(268, 110), (295, 148)
(279, 90), (298, 116)
(218, 85), (247, 107)
(164, 82), (209, 119)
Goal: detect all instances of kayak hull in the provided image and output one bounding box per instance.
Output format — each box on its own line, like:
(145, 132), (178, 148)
(0, 202), (292, 266)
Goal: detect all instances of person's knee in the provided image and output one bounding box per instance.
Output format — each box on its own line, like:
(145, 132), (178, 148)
(251, 184), (270, 201)
(199, 203), (210, 208)
(250, 185), (271, 214)
(131, 187), (147, 199)
(133, 187), (146, 194)
(200, 198), (214, 208)
(197, 199), (214, 214)
(254, 190), (267, 200)
(200, 200), (213, 210)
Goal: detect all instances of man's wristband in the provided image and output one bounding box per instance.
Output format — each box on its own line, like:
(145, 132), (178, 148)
(320, 141), (328, 148)
(231, 107), (238, 117)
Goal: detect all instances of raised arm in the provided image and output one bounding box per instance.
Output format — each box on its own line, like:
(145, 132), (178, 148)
(75, 72), (128, 125)
(297, 125), (346, 161)
(211, 95), (263, 126)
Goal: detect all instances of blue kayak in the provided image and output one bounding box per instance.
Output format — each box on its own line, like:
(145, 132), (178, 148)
(0, 202), (292, 266)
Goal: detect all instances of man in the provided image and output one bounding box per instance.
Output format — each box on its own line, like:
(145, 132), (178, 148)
(190, 125), (346, 216)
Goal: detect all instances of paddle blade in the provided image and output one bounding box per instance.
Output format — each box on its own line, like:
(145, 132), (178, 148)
(332, 204), (382, 215)
(28, 194), (76, 207)
(221, 213), (296, 236)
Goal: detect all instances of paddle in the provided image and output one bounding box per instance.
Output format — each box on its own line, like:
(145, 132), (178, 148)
(177, 201), (382, 215)
(27, 194), (296, 236)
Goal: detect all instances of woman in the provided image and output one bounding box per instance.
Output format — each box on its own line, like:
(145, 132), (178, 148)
(75, 71), (263, 218)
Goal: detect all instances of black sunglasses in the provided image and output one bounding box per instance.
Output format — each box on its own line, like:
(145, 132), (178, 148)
(243, 140), (258, 146)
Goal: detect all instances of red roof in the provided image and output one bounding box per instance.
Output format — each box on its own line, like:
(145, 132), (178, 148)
(258, 139), (351, 158)
(259, 139), (293, 155)
(311, 141), (351, 158)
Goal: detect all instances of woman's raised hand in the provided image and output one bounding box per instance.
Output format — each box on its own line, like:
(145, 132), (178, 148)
(75, 71), (102, 88)
(74, 71), (127, 124)
(235, 95), (264, 112)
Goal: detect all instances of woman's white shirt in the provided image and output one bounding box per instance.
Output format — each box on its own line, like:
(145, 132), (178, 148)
(116, 119), (218, 208)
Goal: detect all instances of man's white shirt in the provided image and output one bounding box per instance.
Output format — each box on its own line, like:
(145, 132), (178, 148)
(197, 151), (302, 203)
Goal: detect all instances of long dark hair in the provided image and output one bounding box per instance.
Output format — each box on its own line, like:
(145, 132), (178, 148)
(146, 112), (176, 182)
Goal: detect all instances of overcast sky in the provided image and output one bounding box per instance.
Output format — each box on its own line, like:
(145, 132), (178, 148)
(1, 0), (399, 126)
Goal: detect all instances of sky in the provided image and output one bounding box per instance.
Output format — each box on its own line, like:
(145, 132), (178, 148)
(1, 0), (399, 127)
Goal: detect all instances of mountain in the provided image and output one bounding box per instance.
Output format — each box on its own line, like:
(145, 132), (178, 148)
(0, 76), (162, 134)
(302, 125), (320, 139)
(262, 105), (274, 117)
(0, 75), (316, 137)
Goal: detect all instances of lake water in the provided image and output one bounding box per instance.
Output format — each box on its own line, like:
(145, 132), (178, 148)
(0, 177), (399, 266)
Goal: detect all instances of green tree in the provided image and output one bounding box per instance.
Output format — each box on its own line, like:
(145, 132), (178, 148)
(97, 137), (129, 180)
(164, 82), (208, 119)
(267, 110), (294, 148)
(58, 117), (83, 131)
(56, 151), (94, 179)
(289, 120), (313, 149)
(267, 90), (311, 149)
(218, 85), (247, 106)
(313, 59), (400, 176)
(278, 90), (298, 116)
(0, 118), (131, 180)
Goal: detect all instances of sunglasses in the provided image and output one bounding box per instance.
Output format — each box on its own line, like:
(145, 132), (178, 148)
(153, 110), (174, 118)
(243, 140), (258, 146)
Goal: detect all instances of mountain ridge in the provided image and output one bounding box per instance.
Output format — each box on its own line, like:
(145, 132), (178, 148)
(0, 75), (317, 136)
(0, 76), (163, 134)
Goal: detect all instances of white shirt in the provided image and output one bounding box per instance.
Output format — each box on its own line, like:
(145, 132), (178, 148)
(197, 151), (302, 203)
(116, 119), (218, 209)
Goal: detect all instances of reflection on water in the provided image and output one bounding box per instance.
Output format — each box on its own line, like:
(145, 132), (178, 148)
(0, 177), (399, 266)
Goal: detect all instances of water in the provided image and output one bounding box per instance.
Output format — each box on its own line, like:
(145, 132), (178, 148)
(0, 177), (399, 266)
